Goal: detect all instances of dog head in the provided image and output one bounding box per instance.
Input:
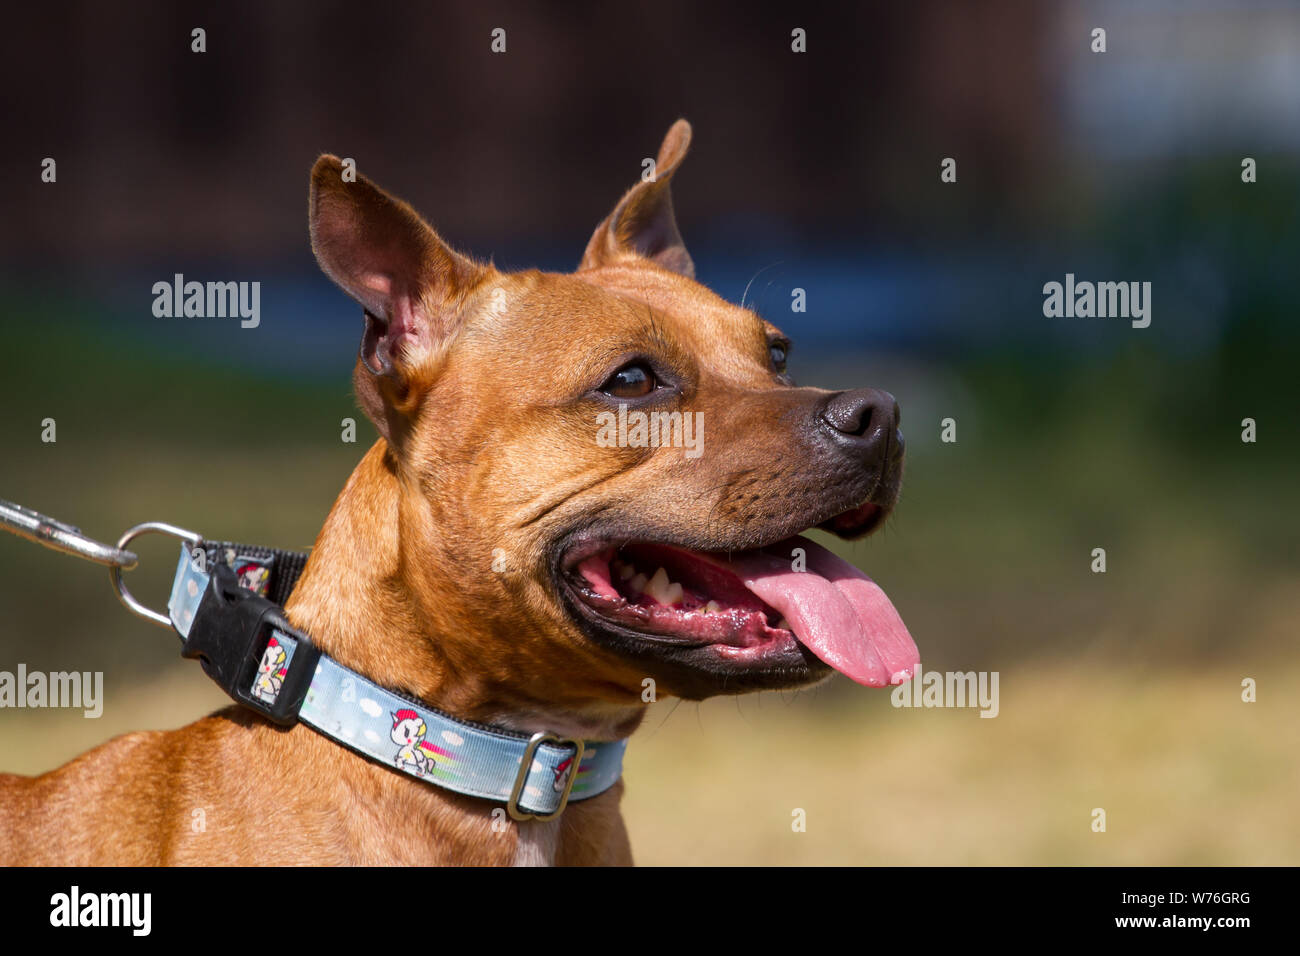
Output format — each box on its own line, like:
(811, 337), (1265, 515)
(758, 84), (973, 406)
(308, 121), (916, 713)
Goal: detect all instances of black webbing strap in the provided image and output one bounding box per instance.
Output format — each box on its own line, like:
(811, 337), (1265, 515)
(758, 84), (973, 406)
(197, 540), (310, 607)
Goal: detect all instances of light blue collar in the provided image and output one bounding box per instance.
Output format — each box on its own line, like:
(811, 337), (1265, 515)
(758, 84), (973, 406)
(167, 545), (626, 821)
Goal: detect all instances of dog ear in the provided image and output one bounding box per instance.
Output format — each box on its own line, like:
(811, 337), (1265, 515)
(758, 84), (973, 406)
(579, 119), (694, 278)
(309, 155), (483, 442)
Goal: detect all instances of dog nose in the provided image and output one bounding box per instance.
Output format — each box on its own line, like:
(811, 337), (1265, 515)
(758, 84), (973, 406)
(818, 388), (902, 462)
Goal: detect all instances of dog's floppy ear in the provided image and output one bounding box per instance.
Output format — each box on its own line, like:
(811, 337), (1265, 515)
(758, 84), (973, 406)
(309, 155), (483, 443)
(579, 119), (694, 278)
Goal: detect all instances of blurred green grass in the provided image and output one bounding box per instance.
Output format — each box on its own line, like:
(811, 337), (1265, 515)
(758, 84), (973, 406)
(622, 659), (1299, 865)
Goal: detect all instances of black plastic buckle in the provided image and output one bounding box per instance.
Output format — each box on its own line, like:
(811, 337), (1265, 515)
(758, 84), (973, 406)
(181, 563), (320, 726)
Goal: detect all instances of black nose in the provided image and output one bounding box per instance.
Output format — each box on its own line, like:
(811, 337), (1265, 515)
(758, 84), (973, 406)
(818, 388), (902, 462)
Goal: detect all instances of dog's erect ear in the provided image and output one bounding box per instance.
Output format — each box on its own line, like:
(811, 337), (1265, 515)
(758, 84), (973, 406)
(309, 155), (482, 441)
(579, 119), (694, 278)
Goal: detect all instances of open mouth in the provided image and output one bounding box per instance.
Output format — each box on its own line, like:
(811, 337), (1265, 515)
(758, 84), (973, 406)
(561, 507), (918, 689)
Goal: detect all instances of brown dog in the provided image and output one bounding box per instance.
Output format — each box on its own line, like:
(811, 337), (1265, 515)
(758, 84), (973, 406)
(0, 120), (915, 865)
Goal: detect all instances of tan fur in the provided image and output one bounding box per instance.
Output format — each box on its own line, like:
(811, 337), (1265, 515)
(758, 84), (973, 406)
(0, 120), (883, 865)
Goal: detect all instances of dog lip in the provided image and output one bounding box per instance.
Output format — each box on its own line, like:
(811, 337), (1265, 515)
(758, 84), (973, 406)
(556, 500), (891, 573)
(557, 496), (892, 574)
(561, 558), (788, 649)
(819, 500), (885, 538)
(561, 581), (717, 650)
(557, 571), (826, 684)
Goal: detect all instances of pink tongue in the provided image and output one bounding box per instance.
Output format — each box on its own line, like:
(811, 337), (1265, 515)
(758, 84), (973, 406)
(721, 536), (918, 687)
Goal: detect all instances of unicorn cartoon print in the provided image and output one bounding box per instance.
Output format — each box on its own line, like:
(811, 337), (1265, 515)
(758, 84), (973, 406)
(252, 636), (287, 704)
(390, 709), (436, 777)
(553, 756), (575, 793)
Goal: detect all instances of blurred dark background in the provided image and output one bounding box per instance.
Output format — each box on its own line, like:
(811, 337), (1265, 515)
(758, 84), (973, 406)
(1, 0), (1296, 863)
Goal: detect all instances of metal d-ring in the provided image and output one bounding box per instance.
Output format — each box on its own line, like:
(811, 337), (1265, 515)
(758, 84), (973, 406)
(109, 521), (203, 628)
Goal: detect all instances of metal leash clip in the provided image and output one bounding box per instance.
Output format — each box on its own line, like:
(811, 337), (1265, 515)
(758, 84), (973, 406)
(0, 498), (140, 569)
(0, 498), (201, 629)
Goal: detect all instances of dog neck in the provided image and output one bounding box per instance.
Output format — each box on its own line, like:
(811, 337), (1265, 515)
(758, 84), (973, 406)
(285, 439), (643, 740)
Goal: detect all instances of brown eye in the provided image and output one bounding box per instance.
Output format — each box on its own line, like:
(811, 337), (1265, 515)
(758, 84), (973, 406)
(600, 363), (656, 399)
(769, 341), (788, 373)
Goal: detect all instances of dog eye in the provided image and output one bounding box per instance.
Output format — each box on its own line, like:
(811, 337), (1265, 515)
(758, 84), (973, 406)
(600, 363), (657, 398)
(769, 341), (788, 373)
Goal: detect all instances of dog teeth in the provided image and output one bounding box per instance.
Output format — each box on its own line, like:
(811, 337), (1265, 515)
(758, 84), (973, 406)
(617, 562), (635, 581)
(704, 600), (722, 613)
(627, 572), (648, 595)
(644, 567), (683, 606)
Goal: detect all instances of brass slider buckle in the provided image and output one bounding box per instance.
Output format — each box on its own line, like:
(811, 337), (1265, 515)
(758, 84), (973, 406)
(507, 732), (584, 822)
